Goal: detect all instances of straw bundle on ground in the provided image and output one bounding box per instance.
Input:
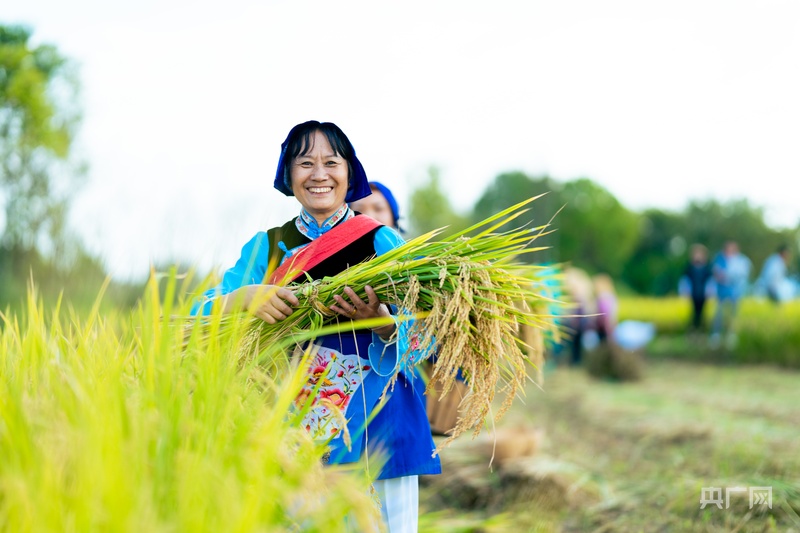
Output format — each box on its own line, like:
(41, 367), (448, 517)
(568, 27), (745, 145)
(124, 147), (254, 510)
(205, 196), (561, 452)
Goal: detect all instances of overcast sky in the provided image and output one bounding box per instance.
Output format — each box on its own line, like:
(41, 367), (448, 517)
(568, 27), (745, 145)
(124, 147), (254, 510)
(5, 0), (800, 280)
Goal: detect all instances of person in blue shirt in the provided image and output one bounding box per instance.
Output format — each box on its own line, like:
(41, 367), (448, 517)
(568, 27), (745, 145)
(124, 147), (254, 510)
(191, 121), (440, 532)
(710, 240), (752, 348)
(755, 244), (793, 303)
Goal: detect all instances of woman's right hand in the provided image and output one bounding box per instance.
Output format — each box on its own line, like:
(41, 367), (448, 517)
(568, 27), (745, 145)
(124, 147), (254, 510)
(224, 284), (300, 324)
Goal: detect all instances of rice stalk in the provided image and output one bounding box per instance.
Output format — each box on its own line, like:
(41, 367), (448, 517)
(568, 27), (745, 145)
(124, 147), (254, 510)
(187, 196), (563, 453)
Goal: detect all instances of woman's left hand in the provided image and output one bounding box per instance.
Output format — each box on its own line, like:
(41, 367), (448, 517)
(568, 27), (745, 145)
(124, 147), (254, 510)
(330, 285), (396, 340)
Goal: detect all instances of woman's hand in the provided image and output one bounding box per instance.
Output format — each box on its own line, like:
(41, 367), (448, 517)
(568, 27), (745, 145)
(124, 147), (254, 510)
(223, 284), (300, 324)
(330, 285), (396, 340)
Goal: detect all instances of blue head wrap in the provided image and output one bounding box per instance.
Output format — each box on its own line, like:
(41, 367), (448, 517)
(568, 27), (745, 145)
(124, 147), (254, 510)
(273, 121), (371, 203)
(368, 181), (402, 229)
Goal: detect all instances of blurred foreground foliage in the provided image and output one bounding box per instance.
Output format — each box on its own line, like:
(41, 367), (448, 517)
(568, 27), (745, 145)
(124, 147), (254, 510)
(0, 273), (382, 532)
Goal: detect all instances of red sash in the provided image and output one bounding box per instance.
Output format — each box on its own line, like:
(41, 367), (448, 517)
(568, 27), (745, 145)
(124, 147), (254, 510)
(267, 215), (382, 285)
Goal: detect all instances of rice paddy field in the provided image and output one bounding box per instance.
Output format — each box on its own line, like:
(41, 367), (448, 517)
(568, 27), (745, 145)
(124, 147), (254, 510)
(2, 282), (799, 532)
(618, 297), (800, 368)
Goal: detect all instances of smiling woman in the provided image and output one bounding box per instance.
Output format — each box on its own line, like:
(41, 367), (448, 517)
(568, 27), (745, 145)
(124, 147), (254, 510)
(274, 123), (368, 224)
(190, 120), (440, 532)
(290, 133), (349, 219)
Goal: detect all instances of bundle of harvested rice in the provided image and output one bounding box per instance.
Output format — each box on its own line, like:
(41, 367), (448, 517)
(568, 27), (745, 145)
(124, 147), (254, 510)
(203, 196), (561, 452)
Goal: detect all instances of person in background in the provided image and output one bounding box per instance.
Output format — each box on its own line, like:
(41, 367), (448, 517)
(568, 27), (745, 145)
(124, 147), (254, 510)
(680, 243), (714, 332)
(563, 267), (596, 365)
(350, 181), (404, 232)
(710, 240), (752, 349)
(191, 121), (440, 531)
(592, 273), (618, 345)
(755, 244), (793, 303)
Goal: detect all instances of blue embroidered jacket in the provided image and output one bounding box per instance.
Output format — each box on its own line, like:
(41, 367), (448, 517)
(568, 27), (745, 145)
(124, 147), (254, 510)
(191, 210), (441, 480)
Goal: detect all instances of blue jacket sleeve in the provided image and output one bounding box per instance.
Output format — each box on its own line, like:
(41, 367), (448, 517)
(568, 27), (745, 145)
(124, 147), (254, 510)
(373, 225), (404, 255)
(190, 232), (271, 316)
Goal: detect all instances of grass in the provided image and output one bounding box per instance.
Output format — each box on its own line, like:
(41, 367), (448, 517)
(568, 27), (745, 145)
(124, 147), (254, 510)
(619, 297), (800, 368)
(419, 359), (800, 532)
(0, 276), (383, 532)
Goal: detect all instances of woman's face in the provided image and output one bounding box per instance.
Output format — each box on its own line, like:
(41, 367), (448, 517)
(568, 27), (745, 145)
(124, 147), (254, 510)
(290, 130), (349, 223)
(350, 188), (395, 228)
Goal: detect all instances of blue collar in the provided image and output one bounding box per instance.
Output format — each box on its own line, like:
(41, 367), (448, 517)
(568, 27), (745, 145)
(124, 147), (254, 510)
(295, 205), (354, 240)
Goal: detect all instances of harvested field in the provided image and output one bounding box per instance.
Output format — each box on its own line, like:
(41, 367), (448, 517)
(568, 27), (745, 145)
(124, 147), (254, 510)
(419, 360), (800, 532)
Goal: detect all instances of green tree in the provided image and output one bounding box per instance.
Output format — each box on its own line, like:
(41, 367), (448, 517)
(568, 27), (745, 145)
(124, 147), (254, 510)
(621, 198), (800, 295)
(0, 25), (124, 314)
(555, 178), (640, 278)
(471, 172), (640, 277)
(621, 208), (686, 295)
(683, 199), (785, 269)
(417, 170), (798, 296)
(0, 24), (85, 255)
(471, 172), (564, 263)
(407, 166), (469, 237)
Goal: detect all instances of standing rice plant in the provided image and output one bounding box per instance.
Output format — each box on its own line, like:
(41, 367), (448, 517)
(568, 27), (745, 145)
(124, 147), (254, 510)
(0, 273), (383, 532)
(620, 296), (800, 368)
(196, 196), (563, 453)
(733, 299), (800, 367)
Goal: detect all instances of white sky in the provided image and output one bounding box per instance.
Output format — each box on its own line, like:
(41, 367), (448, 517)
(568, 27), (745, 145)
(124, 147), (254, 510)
(4, 0), (800, 280)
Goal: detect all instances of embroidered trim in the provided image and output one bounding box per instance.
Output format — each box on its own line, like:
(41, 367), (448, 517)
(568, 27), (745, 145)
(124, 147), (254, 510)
(296, 205), (353, 240)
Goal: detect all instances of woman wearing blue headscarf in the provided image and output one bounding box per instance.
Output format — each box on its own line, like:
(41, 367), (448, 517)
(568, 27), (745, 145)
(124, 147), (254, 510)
(350, 181), (404, 233)
(191, 121), (440, 531)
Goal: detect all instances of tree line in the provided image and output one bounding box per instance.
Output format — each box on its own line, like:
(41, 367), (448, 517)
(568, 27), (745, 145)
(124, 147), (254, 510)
(408, 168), (799, 295)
